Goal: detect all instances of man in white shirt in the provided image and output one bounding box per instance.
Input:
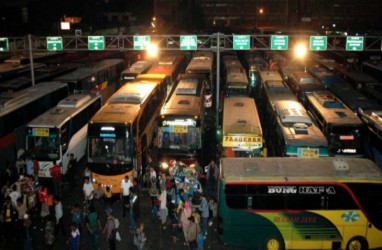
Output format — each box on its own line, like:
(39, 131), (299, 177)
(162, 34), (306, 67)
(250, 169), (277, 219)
(9, 185), (21, 207)
(83, 176), (94, 202)
(54, 196), (65, 236)
(120, 175), (133, 218)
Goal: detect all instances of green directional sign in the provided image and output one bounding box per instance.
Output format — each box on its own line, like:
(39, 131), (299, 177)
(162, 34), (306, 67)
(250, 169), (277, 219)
(88, 36), (105, 50)
(180, 36), (197, 50)
(47, 37), (63, 51)
(134, 36), (151, 50)
(346, 36), (364, 51)
(233, 35), (250, 50)
(0, 38), (9, 52)
(271, 35), (288, 50)
(309, 36), (327, 51)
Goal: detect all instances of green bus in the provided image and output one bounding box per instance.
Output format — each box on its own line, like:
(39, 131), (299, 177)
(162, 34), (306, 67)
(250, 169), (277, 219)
(218, 157), (382, 250)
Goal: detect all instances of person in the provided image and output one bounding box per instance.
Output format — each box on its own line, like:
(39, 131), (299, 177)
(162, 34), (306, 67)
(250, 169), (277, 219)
(25, 156), (34, 178)
(33, 159), (39, 181)
(86, 205), (102, 250)
(15, 156), (25, 176)
(180, 200), (192, 245)
(83, 176), (94, 207)
(50, 161), (62, 198)
(8, 184), (21, 207)
(83, 166), (92, 182)
(208, 196), (217, 226)
(103, 207), (116, 250)
(120, 175), (133, 218)
(1, 196), (17, 245)
(127, 186), (139, 233)
(23, 213), (33, 250)
(195, 192), (209, 237)
(16, 196), (27, 233)
(70, 203), (82, 234)
(186, 215), (200, 250)
(54, 196), (65, 236)
(134, 222), (147, 250)
(104, 186), (114, 207)
(67, 153), (77, 191)
(149, 166), (159, 208)
(94, 183), (105, 207)
(157, 186), (167, 229)
(206, 160), (218, 196)
(66, 223), (80, 250)
(38, 185), (50, 218)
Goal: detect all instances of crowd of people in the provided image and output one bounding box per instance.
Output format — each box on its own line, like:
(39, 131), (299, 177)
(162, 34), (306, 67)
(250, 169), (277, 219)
(0, 151), (220, 250)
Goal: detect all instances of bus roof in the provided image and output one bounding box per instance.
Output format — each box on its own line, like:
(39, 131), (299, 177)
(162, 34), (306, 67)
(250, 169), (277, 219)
(147, 55), (184, 75)
(223, 97), (262, 136)
(186, 51), (213, 74)
(121, 60), (152, 75)
(0, 81), (68, 115)
(221, 157), (382, 182)
(90, 82), (158, 124)
(306, 91), (363, 125)
(160, 75), (205, 117)
(55, 59), (124, 82)
(27, 93), (100, 128)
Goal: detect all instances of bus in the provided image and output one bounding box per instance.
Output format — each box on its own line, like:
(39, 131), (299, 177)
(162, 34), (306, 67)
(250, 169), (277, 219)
(87, 76), (167, 192)
(25, 93), (102, 178)
(259, 70), (329, 157)
(308, 64), (377, 114)
(0, 61), (46, 83)
(306, 90), (365, 157)
(218, 157), (382, 250)
(287, 71), (326, 106)
(223, 57), (249, 97)
(0, 81), (69, 169)
(359, 106), (382, 167)
(120, 60), (152, 84)
(156, 73), (209, 172)
(55, 58), (125, 102)
(146, 54), (186, 93)
(222, 97), (264, 157)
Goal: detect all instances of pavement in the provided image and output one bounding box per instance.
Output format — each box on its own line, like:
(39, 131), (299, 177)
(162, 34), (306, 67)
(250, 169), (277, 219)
(1, 170), (239, 250)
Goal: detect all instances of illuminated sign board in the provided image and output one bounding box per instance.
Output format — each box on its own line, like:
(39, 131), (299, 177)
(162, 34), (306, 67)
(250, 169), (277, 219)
(223, 135), (262, 148)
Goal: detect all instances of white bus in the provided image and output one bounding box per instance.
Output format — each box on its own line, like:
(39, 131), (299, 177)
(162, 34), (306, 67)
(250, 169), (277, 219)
(0, 81), (69, 169)
(120, 60), (153, 84)
(26, 93), (102, 178)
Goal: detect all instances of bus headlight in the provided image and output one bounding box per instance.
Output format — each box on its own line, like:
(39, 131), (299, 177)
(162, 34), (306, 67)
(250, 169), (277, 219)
(160, 162), (169, 169)
(92, 178), (97, 183)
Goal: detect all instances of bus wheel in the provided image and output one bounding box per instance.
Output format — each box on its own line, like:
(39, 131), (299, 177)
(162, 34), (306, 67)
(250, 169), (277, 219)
(346, 237), (368, 250)
(264, 236), (285, 250)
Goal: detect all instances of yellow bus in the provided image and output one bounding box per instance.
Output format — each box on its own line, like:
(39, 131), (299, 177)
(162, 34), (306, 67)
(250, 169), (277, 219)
(86, 75), (167, 193)
(222, 97), (264, 157)
(218, 157), (382, 250)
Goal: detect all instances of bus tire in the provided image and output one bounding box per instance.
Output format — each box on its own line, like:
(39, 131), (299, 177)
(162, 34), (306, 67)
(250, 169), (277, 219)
(264, 236), (285, 250)
(346, 236), (368, 250)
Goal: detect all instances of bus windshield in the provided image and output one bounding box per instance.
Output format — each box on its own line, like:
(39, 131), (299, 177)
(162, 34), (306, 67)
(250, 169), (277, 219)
(26, 127), (60, 161)
(157, 126), (201, 151)
(87, 136), (133, 164)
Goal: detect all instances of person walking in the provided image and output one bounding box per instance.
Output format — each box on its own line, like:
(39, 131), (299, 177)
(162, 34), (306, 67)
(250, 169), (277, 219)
(157, 186), (167, 229)
(67, 153), (77, 192)
(126, 186), (139, 233)
(206, 160), (218, 196)
(66, 223), (80, 250)
(120, 175), (133, 218)
(195, 193), (209, 238)
(186, 215), (200, 250)
(86, 205), (102, 250)
(54, 196), (66, 236)
(50, 161), (62, 199)
(23, 213), (33, 250)
(83, 176), (94, 208)
(134, 223), (147, 250)
(103, 207), (116, 250)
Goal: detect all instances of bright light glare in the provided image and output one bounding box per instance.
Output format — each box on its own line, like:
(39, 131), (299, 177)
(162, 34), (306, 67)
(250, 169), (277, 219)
(147, 43), (158, 58)
(294, 43), (307, 59)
